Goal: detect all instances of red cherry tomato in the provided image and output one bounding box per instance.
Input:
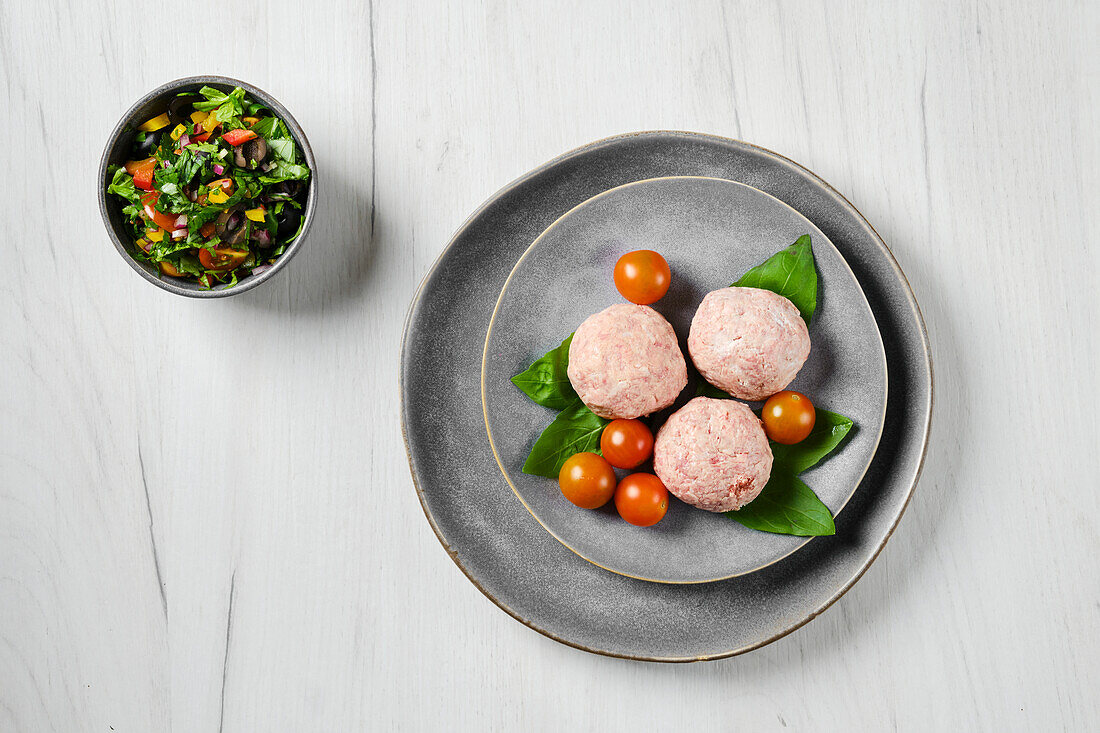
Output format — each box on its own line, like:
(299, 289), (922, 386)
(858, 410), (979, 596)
(140, 192), (180, 231)
(600, 419), (654, 469)
(762, 390), (816, 445)
(614, 473), (669, 527)
(199, 248), (249, 272)
(613, 250), (671, 305)
(558, 452), (617, 509)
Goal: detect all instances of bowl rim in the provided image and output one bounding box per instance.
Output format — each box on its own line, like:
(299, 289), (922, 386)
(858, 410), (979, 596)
(97, 75), (318, 298)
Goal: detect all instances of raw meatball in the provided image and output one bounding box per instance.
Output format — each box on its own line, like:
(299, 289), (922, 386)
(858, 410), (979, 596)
(688, 287), (810, 401)
(653, 396), (773, 512)
(567, 303), (687, 419)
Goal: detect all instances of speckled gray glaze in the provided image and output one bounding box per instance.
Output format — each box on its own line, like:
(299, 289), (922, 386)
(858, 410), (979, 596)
(483, 177), (887, 583)
(401, 132), (933, 661)
(97, 76), (317, 298)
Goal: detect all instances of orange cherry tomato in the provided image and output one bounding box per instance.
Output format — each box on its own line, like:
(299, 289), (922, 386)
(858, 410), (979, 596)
(614, 473), (669, 527)
(199, 248), (249, 272)
(557, 452), (617, 509)
(158, 261), (184, 277)
(613, 249), (671, 305)
(600, 419), (654, 469)
(199, 221), (217, 239)
(762, 390), (816, 445)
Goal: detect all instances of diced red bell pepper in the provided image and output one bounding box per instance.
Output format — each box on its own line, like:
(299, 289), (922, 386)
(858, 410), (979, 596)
(140, 192), (180, 231)
(221, 129), (258, 146)
(125, 157), (157, 191)
(192, 131), (212, 143)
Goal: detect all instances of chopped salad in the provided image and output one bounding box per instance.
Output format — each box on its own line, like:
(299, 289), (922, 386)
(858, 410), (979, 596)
(106, 86), (311, 288)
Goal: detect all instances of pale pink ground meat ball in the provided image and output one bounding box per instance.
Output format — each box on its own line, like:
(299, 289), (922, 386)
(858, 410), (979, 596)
(567, 304), (688, 419)
(653, 397), (773, 512)
(688, 287), (811, 401)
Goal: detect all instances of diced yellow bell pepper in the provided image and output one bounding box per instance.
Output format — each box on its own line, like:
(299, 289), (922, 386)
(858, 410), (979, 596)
(208, 187), (230, 205)
(190, 110), (208, 124)
(201, 112), (220, 133)
(146, 228), (165, 242)
(242, 116), (259, 126)
(169, 124), (187, 141)
(138, 113), (170, 132)
(244, 206), (266, 222)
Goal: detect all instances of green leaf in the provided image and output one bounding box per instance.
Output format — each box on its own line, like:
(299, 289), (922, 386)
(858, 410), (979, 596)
(511, 334), (577, 410)
(521, 399), (609, 478)
(770, 409), (854, 475)
(106, 166), (142, 206)
(727, 472), (835, 536)
(734, 234), (818, 325)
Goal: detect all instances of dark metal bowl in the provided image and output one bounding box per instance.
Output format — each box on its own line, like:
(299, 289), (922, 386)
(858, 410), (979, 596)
(97, 75), (317, 298)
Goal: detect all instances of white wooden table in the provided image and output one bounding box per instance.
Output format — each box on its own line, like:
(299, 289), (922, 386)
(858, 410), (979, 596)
(2, 1), (1097, 730)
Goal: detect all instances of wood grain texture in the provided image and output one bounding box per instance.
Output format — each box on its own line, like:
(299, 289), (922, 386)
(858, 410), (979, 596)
(0, 0), (1096, 730)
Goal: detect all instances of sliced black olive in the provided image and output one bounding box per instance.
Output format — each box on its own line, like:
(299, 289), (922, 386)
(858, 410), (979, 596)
(245, 138), (268, 168)
(131, 131), (160, 158)
(231, 138), (269, 170)
(226, 226), (249, 247)
(275, 207), (301, 237)
(215, 205), (249, 248)
(269, 180), (303, 198)
(168, 93), (201, 124)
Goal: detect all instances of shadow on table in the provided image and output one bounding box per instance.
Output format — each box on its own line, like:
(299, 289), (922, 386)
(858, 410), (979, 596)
(229, 163), (379, 316)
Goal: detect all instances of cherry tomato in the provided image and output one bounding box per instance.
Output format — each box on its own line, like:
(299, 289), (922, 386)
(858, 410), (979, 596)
(613, 249), (671, 304)
(614, 473), (669, 526)
(600, 419), (654, 469)
(199, 248), (249, 272)
(762, 390), (816, 445)
(139, 192), (180, 230)
(557, 452), (617, 509)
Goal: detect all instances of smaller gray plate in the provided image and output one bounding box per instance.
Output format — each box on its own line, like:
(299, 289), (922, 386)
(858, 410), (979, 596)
(482, 177), (887, 583)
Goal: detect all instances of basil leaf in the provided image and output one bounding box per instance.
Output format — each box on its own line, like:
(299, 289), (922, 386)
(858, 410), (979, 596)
(770, 409), (854, 475)
(521, 399), (609, 478)
(511, 334), (577, 410)
(727, 472), (835, 536)
(734, 234), (817, 325)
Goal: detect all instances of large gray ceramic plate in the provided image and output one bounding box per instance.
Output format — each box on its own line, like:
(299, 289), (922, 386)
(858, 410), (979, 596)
(482, 177), (887, 583)
(401, 132), (932, 661)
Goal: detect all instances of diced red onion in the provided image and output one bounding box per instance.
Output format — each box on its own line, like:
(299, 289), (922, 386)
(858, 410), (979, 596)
(140, 240), (153, 253)
(162, 160), (170, 168)
(261, 161), (276, 172)
(252, 228), (272, 245)
(251, 265), (272, 276)
(217, 149), (228, 159)
(170, 229), (186, 240)
(188, 189), (197, 202)
(143, 205), (157, 220)
(179, 134), (190, 147)
(175, 215), (188, 229)
(213, 163), (225, 175)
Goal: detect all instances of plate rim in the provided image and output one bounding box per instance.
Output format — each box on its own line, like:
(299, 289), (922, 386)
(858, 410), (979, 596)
(480, 175), (889, 584)
(400, 130), (934, 662)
